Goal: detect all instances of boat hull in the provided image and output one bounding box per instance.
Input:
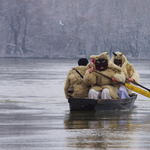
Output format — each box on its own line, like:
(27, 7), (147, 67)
(68, 93), (137, 111)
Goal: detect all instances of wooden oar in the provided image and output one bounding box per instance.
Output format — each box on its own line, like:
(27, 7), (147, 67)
(93, 70), (150, 98)
(125, 83), (150, 98)
(128, 79), (150, 92)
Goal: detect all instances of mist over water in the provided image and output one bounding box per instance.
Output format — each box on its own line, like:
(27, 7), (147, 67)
(0, 58), (150, 150)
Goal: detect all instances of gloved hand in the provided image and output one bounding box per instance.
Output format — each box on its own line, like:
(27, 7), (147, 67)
(89, 67), (94, 73)
(129, 78), (134, 82)
(112, 77), (116, 82)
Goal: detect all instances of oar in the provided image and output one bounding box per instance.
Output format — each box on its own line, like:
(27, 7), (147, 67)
(127, 79), (150, 92)
(93, 70), (150, 98)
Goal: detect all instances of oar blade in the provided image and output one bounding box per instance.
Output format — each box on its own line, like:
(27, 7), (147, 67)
(125, 83), (150, 98)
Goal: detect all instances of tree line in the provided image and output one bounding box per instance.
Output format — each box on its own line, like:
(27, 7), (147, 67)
(0, 0), (150, 59)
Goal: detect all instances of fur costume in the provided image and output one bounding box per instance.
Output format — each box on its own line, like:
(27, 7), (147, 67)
(110, 52), (140, 95)
(64, 65), (90, 99)
(83, 52), (126, 99)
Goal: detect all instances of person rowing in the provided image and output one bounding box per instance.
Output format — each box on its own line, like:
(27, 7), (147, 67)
(83, 52), (126, 99)
(110, 52), (140, 99)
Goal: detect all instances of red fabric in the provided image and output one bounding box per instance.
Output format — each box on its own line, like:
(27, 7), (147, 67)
(91, 59), (95, 63)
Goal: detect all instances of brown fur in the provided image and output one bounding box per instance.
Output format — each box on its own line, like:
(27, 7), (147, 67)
(84, 52), (126, 99)
(64, 66), (90, 99)
(89, 52), (122, 73)
(110, 52), (140, 94)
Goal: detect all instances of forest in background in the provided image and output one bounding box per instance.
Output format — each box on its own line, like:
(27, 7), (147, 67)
(0, 0), (150, 59)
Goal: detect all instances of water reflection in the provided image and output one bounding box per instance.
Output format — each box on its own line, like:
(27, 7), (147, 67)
(64, 110), (138, 149)
(65, 110), (137, 128)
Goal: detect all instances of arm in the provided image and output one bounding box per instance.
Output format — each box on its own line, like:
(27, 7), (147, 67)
(113, 72), (126, 83)
(64, 70), (72, 99)
(130, 71), (140, 83)
(83, 70), (97, 86)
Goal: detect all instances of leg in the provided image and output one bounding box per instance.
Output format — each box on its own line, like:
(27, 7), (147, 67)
(101, 88), (112, 99)
(88, 89), (101, 99)
(118, 86), (130, 99)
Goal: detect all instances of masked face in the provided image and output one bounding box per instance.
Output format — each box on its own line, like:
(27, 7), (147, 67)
(95, 59), (108, 71)
(114, 59), (122, 67)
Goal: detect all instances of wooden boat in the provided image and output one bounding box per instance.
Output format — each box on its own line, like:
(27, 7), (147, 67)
(68, 93), (137, 111)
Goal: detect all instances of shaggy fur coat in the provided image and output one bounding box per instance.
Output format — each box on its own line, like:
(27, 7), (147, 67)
(110, 52), (140, 95)
(64, 65), (90, 99)
(83, 52), (126, 99)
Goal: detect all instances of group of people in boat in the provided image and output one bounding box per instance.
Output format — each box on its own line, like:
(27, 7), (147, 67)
(64, 52), (140, 100)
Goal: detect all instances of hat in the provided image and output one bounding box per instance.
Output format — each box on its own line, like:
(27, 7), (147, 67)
(78, 58), (89, 66)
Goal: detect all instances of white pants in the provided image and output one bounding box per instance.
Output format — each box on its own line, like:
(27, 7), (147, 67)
(88, 88), (112, 99)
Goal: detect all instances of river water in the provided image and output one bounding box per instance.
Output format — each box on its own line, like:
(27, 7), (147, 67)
(0, 58), (150, 150)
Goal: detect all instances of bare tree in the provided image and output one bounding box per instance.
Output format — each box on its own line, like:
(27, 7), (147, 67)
(0, 0), (150, 58)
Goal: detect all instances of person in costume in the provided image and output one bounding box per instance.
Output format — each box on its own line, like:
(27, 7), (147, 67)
(110, 52), (140, 98)
(83, 52), (126, 99)
(64, 58), (90, 99)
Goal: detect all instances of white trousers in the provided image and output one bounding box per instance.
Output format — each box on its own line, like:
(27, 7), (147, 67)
(88, 88), (112, 99)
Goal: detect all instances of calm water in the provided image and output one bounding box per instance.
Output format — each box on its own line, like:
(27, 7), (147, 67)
(0, 58), (150, 150)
